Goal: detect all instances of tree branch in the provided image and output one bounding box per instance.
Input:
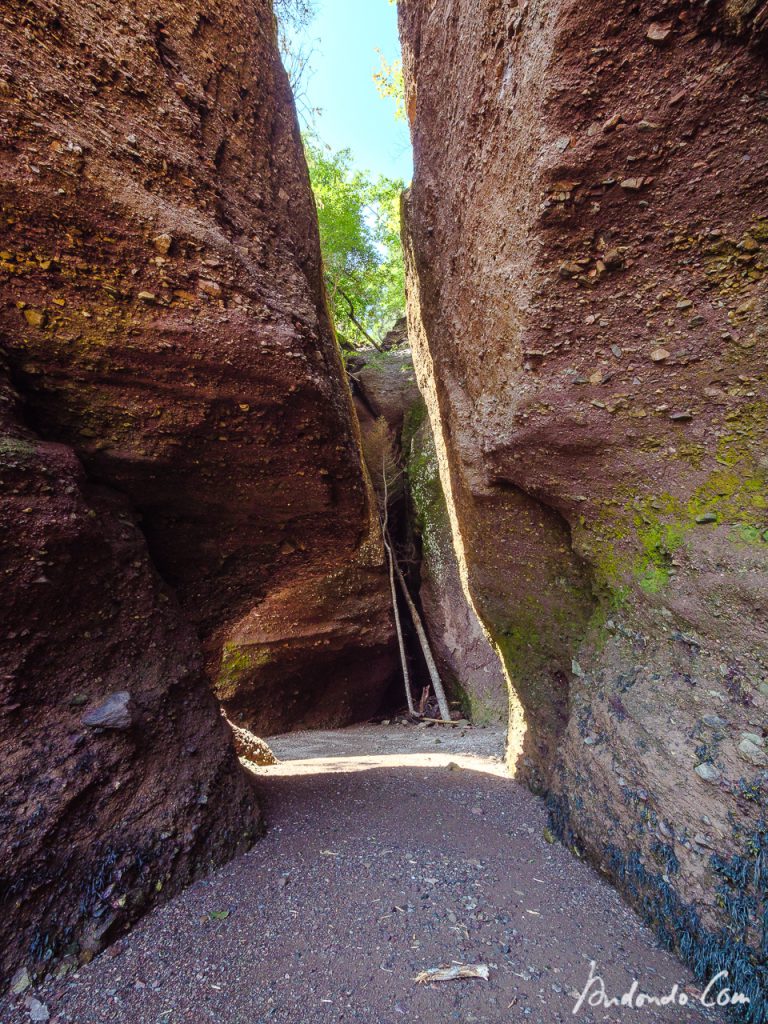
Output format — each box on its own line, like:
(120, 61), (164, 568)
(390, 544), (452, 722)
(335, 283), (383, 351)
(382, 453), (415, 716)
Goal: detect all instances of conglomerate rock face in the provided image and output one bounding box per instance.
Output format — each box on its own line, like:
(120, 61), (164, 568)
(351, 347), (421, 433)
(400, 0), (768, 1009)
(0, 0), (394, 981)
(0, 0), (394, 726)
(0, 357), (260, 982)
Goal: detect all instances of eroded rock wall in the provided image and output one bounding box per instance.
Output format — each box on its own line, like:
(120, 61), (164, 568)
(405, 406), (508, 723)
(0, 0), (394, 982)
(0, 357), (259, 982)
(0, 0), (394, 734)
(400, 0), (768, 1008)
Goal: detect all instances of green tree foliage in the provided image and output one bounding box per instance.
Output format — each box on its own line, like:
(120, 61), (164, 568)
(373, 0), (406, 122)
(373, 52), (406, 123)
(304, 137), (406, 351)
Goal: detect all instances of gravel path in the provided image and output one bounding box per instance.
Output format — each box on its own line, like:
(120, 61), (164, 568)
(3, 725), (726, 1024)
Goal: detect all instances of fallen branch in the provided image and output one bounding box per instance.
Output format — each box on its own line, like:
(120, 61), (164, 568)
(382, 454), (416, 716)
(390, 545), (452, 722)
(415, 964), (490, 984)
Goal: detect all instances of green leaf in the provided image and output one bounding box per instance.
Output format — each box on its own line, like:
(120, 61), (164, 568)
(303, 135), (407, 351)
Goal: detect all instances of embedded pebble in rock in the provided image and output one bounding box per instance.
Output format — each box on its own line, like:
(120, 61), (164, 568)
(702, 714), (727, 729)
(81, 692), (132, 731)
(152, 233), (173, 255)
(695, 513), (719, 525)
(737, 738), (767, 767)
(646, 21), (672, 44)
(619, 177), (647, 191)
(740, 732), (764, 747)
(694, 763), (721, 783)
(197, 279), (223, 298)
(9, 969), (31, 996)
(25, 998), (49, 1022)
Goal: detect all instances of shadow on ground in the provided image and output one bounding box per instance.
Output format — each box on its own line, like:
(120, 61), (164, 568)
(2, 727), (726, 1024)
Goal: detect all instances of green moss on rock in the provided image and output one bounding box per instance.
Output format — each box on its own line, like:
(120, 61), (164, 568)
(215, 643), (273, 701)
(0, 435), (37, 462)
(406, 404), (450, 562)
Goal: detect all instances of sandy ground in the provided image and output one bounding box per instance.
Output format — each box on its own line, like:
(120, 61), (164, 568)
(266, 720), (509, 764)
(3, 724), (726, 1024)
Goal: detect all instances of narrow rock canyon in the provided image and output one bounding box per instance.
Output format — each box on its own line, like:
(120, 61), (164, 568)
(1, 0), (766, 1017)
(351, 346), (508, 721)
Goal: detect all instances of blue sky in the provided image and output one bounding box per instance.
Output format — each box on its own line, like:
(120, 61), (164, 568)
(285, 0), (413, 183)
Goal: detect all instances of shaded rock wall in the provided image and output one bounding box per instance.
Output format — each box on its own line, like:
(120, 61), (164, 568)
(0, 0), (394, 982)
(349, 347), (421, 433)
(405, 405), (508, 723)
(0, 0), (395, 733)
(352, 348), (506, 718)
(400, 0), (768, 1010)
(0, 357), (259, 981)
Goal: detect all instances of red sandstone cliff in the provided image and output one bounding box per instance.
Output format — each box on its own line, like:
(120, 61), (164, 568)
(0, 0), (394, 981)
(400, 0), (768, 1003)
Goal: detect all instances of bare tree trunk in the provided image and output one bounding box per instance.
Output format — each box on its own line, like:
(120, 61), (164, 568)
(382, 455), (416, 715)
(391, 545), (452, 723)
(386, 542), (415, 716)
